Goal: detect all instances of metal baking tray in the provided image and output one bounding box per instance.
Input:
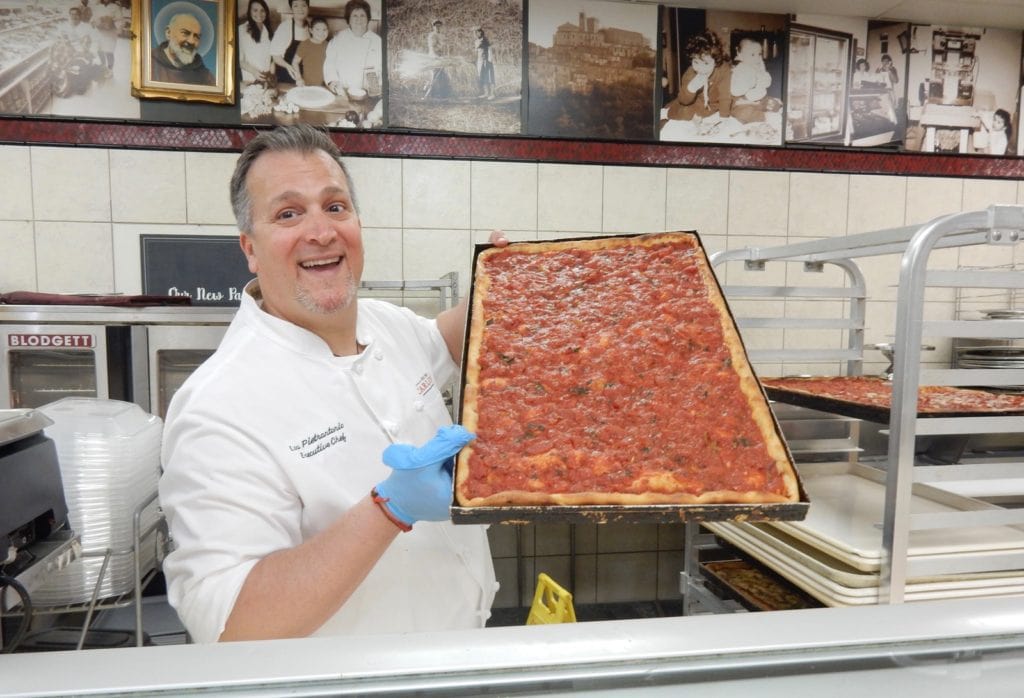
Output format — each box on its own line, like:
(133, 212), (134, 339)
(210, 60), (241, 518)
(762, 378), (1024, 424)
(451, 232), (808, 526)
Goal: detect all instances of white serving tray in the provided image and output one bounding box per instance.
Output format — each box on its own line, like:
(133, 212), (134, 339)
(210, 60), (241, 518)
(706, 521), (1024, 607)
(767, 461), (1024, 572)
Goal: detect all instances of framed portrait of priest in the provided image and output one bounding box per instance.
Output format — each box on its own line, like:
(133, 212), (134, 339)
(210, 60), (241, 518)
(131, 0), (236, 103)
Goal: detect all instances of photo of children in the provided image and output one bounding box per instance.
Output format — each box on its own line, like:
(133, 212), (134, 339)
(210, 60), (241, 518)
(659, 8), (785, 146)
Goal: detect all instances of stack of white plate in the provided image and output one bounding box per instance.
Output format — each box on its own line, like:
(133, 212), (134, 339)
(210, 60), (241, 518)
(32, 398), (162, 606)
(706, 461), (1024, 606)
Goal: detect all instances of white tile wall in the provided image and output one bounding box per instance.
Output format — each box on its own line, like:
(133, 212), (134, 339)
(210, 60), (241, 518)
(30, 147), (111, 222)
(0, 220), (36, 289)
(402, 159), (471, 229)
(185, 152), (238, 225)
(602, 166), (666, 233)
(110, 150), (187, 224)
(4, 141), (1023, 607)
(470, 160), (538, 232)
(537, 163), (603, 233)
(727, 170), (789, 236)
(666, 168), (729, 237)
(0, 146), (32, 220)
(345, 156), (403, 229)
(34, 221), (114, 293)
(788, 172), (849, 238)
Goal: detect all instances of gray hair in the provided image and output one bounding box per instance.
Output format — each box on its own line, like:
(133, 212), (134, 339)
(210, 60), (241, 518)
(229, 124), (358, 233)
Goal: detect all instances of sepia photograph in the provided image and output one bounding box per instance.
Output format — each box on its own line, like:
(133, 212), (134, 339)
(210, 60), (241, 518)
(0, 1), (140, 119)
(660, 8), (786, 146)
(131, 0), (236, 103)
(386, 0), (523, 135)
(239, 0), (385, 129)
(902, 24), (1023, 156)
(785, 20), (852, 145)
(845, 21), (910, 148)
(528, 0), (656, 141)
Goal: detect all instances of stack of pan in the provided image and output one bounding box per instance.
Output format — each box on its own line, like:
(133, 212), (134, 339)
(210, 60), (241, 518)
(705, 461), (1024, 606)
(955, 309), (1024, 391)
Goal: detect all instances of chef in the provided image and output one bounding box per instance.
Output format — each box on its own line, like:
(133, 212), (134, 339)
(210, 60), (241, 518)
(159, 124), (504, 642)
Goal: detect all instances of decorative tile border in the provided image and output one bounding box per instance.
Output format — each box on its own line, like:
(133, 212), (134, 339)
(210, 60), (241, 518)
(1, 119), (1022, 179)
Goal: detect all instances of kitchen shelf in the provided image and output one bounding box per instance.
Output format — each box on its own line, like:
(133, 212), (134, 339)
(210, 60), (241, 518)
(697, 204), (1024, 606)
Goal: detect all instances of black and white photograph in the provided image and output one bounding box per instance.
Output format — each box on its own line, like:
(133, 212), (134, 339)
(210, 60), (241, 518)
(660, 8), (786, 146)
(527, 0), (656, 141)
(0, 0), (139, 119)
(239, 0), (384, 129)
(386, 0), (523, 135)
(785, 19), (854, 145)
(902, 24), (1023, 156)
(845, 21), (910, 148)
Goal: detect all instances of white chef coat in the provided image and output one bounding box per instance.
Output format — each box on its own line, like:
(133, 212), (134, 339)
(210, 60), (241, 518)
(323, 29), (382, 91)
(159, 281), (497, 643)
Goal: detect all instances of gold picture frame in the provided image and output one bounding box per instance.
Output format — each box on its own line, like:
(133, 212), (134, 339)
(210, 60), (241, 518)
(131, 0), (235, 104)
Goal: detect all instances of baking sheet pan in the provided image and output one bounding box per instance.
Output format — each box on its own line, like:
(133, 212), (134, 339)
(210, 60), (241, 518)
(707, 520), (1024, 607)
(699, 558), (821, 611)
(766, 461), (1024, 572)
(762, 376), (1024, 424)
(451, 232), (807, 525)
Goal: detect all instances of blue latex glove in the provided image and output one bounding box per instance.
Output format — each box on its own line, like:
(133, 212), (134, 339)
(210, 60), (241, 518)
(374, 425), (476, 528)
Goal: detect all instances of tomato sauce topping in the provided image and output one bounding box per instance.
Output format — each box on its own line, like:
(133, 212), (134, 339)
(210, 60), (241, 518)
(466, 237), (786, 499)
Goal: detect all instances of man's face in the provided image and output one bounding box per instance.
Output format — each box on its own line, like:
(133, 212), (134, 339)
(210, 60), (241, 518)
(69, 8), (81, 24)
(166, 14), (202, 65)
(239, 150), (364, 330)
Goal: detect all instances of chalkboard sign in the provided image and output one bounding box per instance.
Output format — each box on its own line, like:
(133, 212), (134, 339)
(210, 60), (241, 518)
(141, 235), (251, 306)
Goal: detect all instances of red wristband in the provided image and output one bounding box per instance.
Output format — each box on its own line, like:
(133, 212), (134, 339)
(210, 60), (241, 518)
(371, 488), (413, 532)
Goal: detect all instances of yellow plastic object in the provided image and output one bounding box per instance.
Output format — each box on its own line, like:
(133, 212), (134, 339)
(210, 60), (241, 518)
(526, 573), (577, 625)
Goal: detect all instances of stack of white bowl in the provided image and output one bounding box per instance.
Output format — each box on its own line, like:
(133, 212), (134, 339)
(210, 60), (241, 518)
(33, 398), (162, 606)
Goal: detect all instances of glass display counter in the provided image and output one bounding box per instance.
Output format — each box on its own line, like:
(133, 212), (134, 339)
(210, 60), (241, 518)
(2, 595), (1023, 696)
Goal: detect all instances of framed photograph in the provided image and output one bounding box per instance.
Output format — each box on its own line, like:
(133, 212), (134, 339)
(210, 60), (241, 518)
(527, 0), (657, 141)
(386, 0), (523, 135)
(659, 8), (786, 146)
(131, 0), (236, 103)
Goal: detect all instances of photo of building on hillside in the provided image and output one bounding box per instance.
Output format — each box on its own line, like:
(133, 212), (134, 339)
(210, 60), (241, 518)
(386, 0), (523, 135)
(527, 1), (657, 140)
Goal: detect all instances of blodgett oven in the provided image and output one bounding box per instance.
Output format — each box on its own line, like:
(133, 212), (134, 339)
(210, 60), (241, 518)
(0, 300), (235, 416)
(0, 321), (132, 410)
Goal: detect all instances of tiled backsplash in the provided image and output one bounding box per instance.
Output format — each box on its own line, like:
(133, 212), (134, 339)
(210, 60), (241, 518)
(2, 143), (1022, 608)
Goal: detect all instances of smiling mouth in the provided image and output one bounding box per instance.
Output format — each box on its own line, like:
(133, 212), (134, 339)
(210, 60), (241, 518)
(300, 257), (342, 270)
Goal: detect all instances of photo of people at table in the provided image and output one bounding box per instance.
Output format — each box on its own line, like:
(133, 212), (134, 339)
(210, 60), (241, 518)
(659, 8), (786, 146)
(901, 24), (1023, 156)
(238, 0), (383, 130)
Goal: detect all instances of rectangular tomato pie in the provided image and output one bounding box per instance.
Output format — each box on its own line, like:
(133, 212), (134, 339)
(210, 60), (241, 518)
(455, 232), (800, 507)
(760, 375), (1024, 418)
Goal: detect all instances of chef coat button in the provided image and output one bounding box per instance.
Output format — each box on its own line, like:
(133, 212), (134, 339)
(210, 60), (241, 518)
(352, 364), (363, 375)
(383, 421), (398, 435)
(413, 400), (424, 411)
(373, 349), (384, 360)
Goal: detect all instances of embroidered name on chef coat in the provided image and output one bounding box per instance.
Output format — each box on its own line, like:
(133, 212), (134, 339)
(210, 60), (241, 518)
(289, 422), (347, 459)
(415, 373), (436, 396)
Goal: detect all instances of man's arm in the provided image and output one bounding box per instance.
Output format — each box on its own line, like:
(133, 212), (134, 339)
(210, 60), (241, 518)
(220, 494), (399, 641)
(436, 230), (508, 363)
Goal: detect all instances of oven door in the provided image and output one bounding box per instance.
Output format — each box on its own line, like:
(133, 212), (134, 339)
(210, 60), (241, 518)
(0, 324), (113, 409)
(144, 325), (229, 418)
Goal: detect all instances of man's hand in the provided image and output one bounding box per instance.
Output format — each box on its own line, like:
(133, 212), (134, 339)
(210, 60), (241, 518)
(373, 426), (476, 529)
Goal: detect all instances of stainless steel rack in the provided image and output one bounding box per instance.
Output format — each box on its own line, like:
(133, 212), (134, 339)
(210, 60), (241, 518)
(683, 205), (1024, 609)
